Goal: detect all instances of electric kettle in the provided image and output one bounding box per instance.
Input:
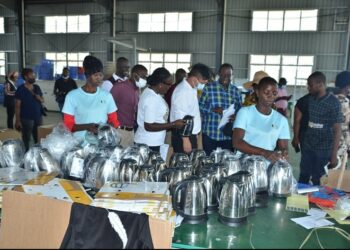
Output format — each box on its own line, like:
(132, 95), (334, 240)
(133, 164), (156, 182)
(224, 155), (241, 176)
(217, 174), (249, 227)
(169, 153), (190, 168)
(173, 176), (208, 224)
(199, 167), (219, 213)
(232, 170), (256, 214)
(119, 158), (138, 183)
(268, 160), (294, 197)
(151, 157), (167, 182)
(179, 115), (194, 137)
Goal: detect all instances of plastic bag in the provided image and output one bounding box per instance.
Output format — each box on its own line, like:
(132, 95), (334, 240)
(0, 139), (25, 168)
(97, 124), (121, 147)
(41, 123), (80, 162)
(335, 196), (350, 211)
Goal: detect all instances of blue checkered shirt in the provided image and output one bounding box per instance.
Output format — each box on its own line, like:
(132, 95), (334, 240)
(199, 81), (242, 141)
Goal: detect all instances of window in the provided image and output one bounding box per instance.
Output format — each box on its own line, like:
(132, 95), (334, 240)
(0, 52), (5, 75)
(138, 53), (191, 74)
(138, 12), (192, 32)
(252, 9), (317, 31)
(250, 54), (314, 86)
(0, 17), (4, 33)
(46, 52), (89, 76)
(45, 15), (90, 33)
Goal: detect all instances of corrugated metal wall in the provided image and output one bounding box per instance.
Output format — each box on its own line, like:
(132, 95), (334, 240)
(0, 0), (349, 84)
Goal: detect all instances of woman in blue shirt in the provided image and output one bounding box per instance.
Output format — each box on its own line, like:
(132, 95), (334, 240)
(233, 76), (290, 163)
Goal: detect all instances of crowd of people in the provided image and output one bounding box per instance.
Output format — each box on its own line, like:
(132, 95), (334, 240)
(3, 54), (350, 186)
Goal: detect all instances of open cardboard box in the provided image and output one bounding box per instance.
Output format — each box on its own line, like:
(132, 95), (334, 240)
(0, 191), (173, 249)
(0, 129), (21, 142)
(37, 124), (56, 142)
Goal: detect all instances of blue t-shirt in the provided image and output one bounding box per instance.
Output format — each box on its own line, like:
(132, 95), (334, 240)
(62, 87), (117, 140)
(233, 105), (290, 151)
(15, 84), (43, 121)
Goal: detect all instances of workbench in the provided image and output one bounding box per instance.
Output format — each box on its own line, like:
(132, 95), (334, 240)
(172, 197), (350, 249)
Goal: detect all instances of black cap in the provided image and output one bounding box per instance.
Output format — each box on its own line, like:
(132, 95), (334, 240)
(83, 55), (103, 77)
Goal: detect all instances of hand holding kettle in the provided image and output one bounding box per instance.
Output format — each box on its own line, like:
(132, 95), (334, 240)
(172, 119), (185, 129)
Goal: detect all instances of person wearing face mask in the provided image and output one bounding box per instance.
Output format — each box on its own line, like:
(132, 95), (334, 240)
(134, 67), (185, 152)
(53, 67), (78, 112)
(199, 63), (242, 155)
(233, 77), (290, 164)
(170, 63), (213, 154)
(62, 55), (120, 142)
(110, 64), (148, 148)
(4, 71), (19, 129)
(15, 68), (45, 151)
(101, 57), (130, 92)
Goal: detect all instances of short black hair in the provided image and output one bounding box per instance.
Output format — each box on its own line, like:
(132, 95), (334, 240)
(83, 55), (103, 76)
(131, 64), (147, 74)
(219, 63), (233, 73)
(175, 68), (187, 84)
(116, 57), (129, 65)
(279, 77), (287, 85)
(147, 67), (171, 86)
(21, 68), (33, 79)
(335, 71), (350, 89)
(256, 76), (277, 90)
(308, 71), (326, 84)
(188, 63), (212, 81)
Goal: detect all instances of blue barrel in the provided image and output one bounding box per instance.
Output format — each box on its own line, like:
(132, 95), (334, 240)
(69, 66), (78, 79)
(0, 84), (4, 104)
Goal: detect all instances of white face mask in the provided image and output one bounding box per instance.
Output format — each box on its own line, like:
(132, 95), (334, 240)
(197, 83), (205, 91)
(135, 78), (147, 88)
(62, 75), (69, 79)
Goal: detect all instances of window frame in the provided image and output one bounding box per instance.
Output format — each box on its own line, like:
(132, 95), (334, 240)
(0, 51), (6, 76)
(138, 12), (193, 32)
(251, 9), (318, 32)
(0, 17), (5, 34)
(45, 52), (89, 77)
(44, 15), (90, 33)
(249, 54), (314, 86)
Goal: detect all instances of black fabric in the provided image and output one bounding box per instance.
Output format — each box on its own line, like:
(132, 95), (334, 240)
(54, 77), (78, 104)
(60, 203), (154, 249)
(171, 129), (197, 154)
(295, 94), (310, 145)
(5, 95), (15, 129)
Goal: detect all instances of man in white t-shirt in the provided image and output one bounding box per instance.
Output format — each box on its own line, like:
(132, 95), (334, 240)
(170, 63), (213, 154)
(101, 57), (130, 92)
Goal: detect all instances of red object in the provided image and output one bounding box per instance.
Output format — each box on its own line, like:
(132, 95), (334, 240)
(108, 112), (120, 128)
(63, 113), (75, 132)
(308, 196), (335, 208)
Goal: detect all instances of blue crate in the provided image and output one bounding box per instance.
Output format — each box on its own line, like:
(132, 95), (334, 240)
(0, 84), (4, 104)
(69, 66), (78, 79)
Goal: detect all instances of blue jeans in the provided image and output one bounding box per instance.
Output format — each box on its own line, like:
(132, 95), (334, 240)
(299, 148), (331, 185)
(202, 133), (233, 156)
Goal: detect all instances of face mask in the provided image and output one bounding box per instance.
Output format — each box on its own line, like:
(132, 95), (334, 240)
(197, 83), (205, 91)
(135, 78), (147, 88)
(63, 75), (69, 79)
(28, 78), (36, 84)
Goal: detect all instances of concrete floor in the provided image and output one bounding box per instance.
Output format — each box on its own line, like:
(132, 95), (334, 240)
(0, 105), (301, 178)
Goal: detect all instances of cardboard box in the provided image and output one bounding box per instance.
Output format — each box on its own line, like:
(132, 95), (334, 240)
(0, 129), (21, 142)
(0, 191), (173, 249)
(37, 124), (56, 142)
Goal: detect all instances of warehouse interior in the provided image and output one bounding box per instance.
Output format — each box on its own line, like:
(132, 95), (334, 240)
(0, 0), (350, 249)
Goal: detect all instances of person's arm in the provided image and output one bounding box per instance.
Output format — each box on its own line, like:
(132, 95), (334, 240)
(329, 123), (341, 167)
(276, 139), (289, 160)
(107, 112), (120, 128)
(292, 106), (302, 149)
(144, 120), (184, 132)
(232, 128), (282, 163)
(63, 113), (98, 134)
(15, 99), (22, 131)
(53, 80), (59, 96)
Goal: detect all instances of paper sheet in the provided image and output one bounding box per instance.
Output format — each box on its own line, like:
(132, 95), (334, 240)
(307, 208), (327, 219)
(291, 216), (334, 229)
(323, 209), (350, 225)
(218, 104), (235, 129)
(286, 194), (309, 213)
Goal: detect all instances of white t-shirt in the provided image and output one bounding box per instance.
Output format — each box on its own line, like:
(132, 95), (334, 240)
(62, 87), (117, 140)
(134, 87), (169, 147)
(233, 105), (290, 151)
(170, 79), (201, 134)
(101, 73), (128, 92)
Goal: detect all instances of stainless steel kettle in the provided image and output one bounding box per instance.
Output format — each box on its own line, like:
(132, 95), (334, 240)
(217, 174), (249, 227)
(268, 160), (294, 197)
(133, 164), (156, 182)
(119, 158), (138, 183)
(243, 155), (268, 192)
(199, 167), (218, 213)
(95, 159), (120, 189)
(169, 153), (190, 168)
(1, 139), (25, 168)
(190, 149), (206, 165)
(224, 155), (241, 176)
(192, 155), (213, 176)
(173, 176), (208, 224)
(179, 115), (194, 137)
(151, 157), (167, 182)
(232, 170), (256, 214)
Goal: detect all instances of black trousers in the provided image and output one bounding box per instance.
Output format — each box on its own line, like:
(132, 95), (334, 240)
(5, 97), (15, 129)
(21, 118), (43, 151)
(171, 129), (197, 154)
(202, 133), (233, 156)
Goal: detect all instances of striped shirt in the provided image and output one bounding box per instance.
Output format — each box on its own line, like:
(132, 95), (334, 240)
(199, 81), (242, 141)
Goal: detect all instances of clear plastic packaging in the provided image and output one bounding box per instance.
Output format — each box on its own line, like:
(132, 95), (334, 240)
(1, 139), (25, 168)
(97, 124), (121, 147)
(41, 123), (80, 162)
(335, 196), (350, 212)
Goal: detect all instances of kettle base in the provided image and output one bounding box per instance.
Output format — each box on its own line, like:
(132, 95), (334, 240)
(183, 214), (208, 224)
(248, 207), (256, 214)
(218, 215), (247, 227)
(255, 191), (268, 208)
(272, 192), (291, 198)
(207, 205), (218, 214)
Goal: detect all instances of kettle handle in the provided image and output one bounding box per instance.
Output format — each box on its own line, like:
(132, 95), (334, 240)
(172, 180), (189, 217)
(159, 168), (173, 182)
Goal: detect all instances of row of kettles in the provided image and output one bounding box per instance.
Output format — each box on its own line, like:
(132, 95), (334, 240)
(170, 148), (295, 226)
